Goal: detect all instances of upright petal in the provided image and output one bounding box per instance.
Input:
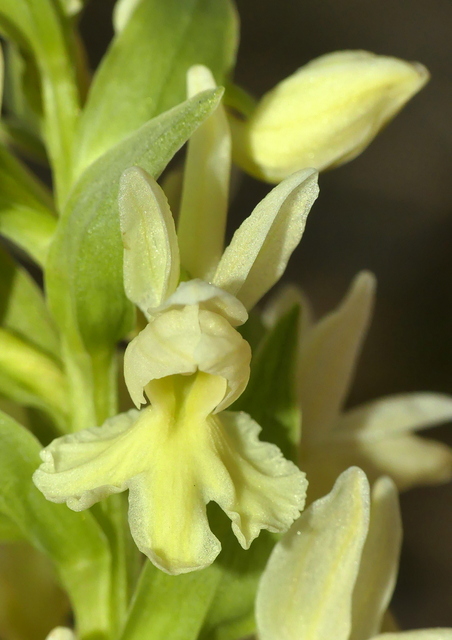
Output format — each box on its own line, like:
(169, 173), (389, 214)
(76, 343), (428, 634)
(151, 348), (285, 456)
(212, 168), (319, 310)
(350, 477), (402, 640)
(119, 167), (180, 316)
(298, 271), (375, 447)
(177, 65), (231, 280)
(256, 467), (370, 640)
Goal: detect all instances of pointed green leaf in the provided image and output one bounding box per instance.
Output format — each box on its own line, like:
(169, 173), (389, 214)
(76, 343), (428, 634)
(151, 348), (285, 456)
(47, 89), (223, 355)
(0, 246), (59, 358)
(74, 0), (238, 176)
(0, 145), (56, 264)
(0, 411), (113, 639)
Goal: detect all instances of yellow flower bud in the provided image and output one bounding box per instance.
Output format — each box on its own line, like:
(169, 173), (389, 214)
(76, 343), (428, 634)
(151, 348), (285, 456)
(231, 50), (429, 182)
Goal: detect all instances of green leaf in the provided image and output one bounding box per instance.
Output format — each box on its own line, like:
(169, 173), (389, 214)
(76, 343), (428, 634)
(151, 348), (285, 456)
(0, 246), (59, 357)
(0, 410), (113, 640)
(0, 328), (68, 428)
(47, 89), (223, 356)
(120, 561), (223, 640)
(0, 0), (81, 202)
(74, 0), (238, 176)
(234, 304), (301, 462)
(0, 144), (56, 265)
(198, 528), (274, 640)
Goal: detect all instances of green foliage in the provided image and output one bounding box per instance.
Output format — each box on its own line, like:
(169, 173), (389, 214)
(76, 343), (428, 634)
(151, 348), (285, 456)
(0, 411), (114, 639)
(0, 144), (56, 265)
(120, 562), (223, 640)
(75, 0), (238, 177)
(47, 89), (223, 357)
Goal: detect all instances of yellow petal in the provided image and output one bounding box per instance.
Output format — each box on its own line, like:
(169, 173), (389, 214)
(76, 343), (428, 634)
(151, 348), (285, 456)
(205, 410), (306, 548)
(232, 50), (429, 182)
(298, 271), (375, 447)
(33, 410), (141, 510)
(34, 373), (305, 575)
(212, 168), (319, 310)
(124, 305), (251, 411)
(256, 467), (370, 640)
(350, 477), (402, 640)
(119, 167), (180, 316)
(177, 65), (231, 280)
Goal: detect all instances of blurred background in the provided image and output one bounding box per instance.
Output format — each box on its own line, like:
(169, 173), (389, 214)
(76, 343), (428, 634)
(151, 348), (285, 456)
(81, 0), (452, 628)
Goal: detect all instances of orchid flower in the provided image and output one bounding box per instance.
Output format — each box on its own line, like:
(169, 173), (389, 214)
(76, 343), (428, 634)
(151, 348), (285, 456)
(33, 66), (319, 575)
(230, 50), (429, 183)
(266, 272), (452, 501)
(256, 466), (452, 640)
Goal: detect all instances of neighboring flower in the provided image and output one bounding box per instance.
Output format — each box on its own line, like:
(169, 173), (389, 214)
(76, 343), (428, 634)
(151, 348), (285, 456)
(266, 272), (452, 501)
(33, 66), (319, 575)
(45, 629), (76, 640)
(256, 466), (452, 640)
(230, 50), (429, 183)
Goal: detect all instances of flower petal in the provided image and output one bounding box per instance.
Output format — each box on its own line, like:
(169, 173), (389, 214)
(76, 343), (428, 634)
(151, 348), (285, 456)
(206, 411), (306, 548)
(119, 166), (180, 316)
(212, 168), (319, 310)
(153, 279), (248, 326)
(303, 433), (452, 501)
(256, 467), (370, 640)
(337, 393), (452, 439)
(33, 410), (141, 510)
(124, 305), (251, 410)
(350, 477), (402, 640)
(298, 271), (375, 446)
(177, 65), (231, 280)
(232, 50), (429, 182)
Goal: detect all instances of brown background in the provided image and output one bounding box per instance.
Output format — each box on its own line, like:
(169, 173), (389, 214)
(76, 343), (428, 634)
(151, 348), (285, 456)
(81, 0), (452, 628)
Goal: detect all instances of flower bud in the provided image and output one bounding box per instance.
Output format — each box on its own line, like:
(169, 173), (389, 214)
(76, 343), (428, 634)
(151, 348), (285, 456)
(231, 50), (429, 182)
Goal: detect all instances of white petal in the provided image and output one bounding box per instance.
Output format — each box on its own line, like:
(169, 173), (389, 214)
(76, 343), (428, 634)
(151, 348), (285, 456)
(124, 305), (251, 410)
(303, 432), (452, 499)
(212, 169), (319, 310)
(337, 393), (452, 440)
(153, 279), (248, 326)
(177, 65), (231, 280)
(233, 50), (429, 181)
(256, 467), (370, 640)
(119, 167), (180, 316)
(298, 271), (375, 446)
(350, 477), (402, 640)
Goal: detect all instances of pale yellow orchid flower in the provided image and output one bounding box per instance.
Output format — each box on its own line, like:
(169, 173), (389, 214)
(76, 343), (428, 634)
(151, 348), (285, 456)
(266, 272), (452, 501)
(231, 50), (429, 183)
(33, 66), (319, 575)
(256, 466), (452, 640)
